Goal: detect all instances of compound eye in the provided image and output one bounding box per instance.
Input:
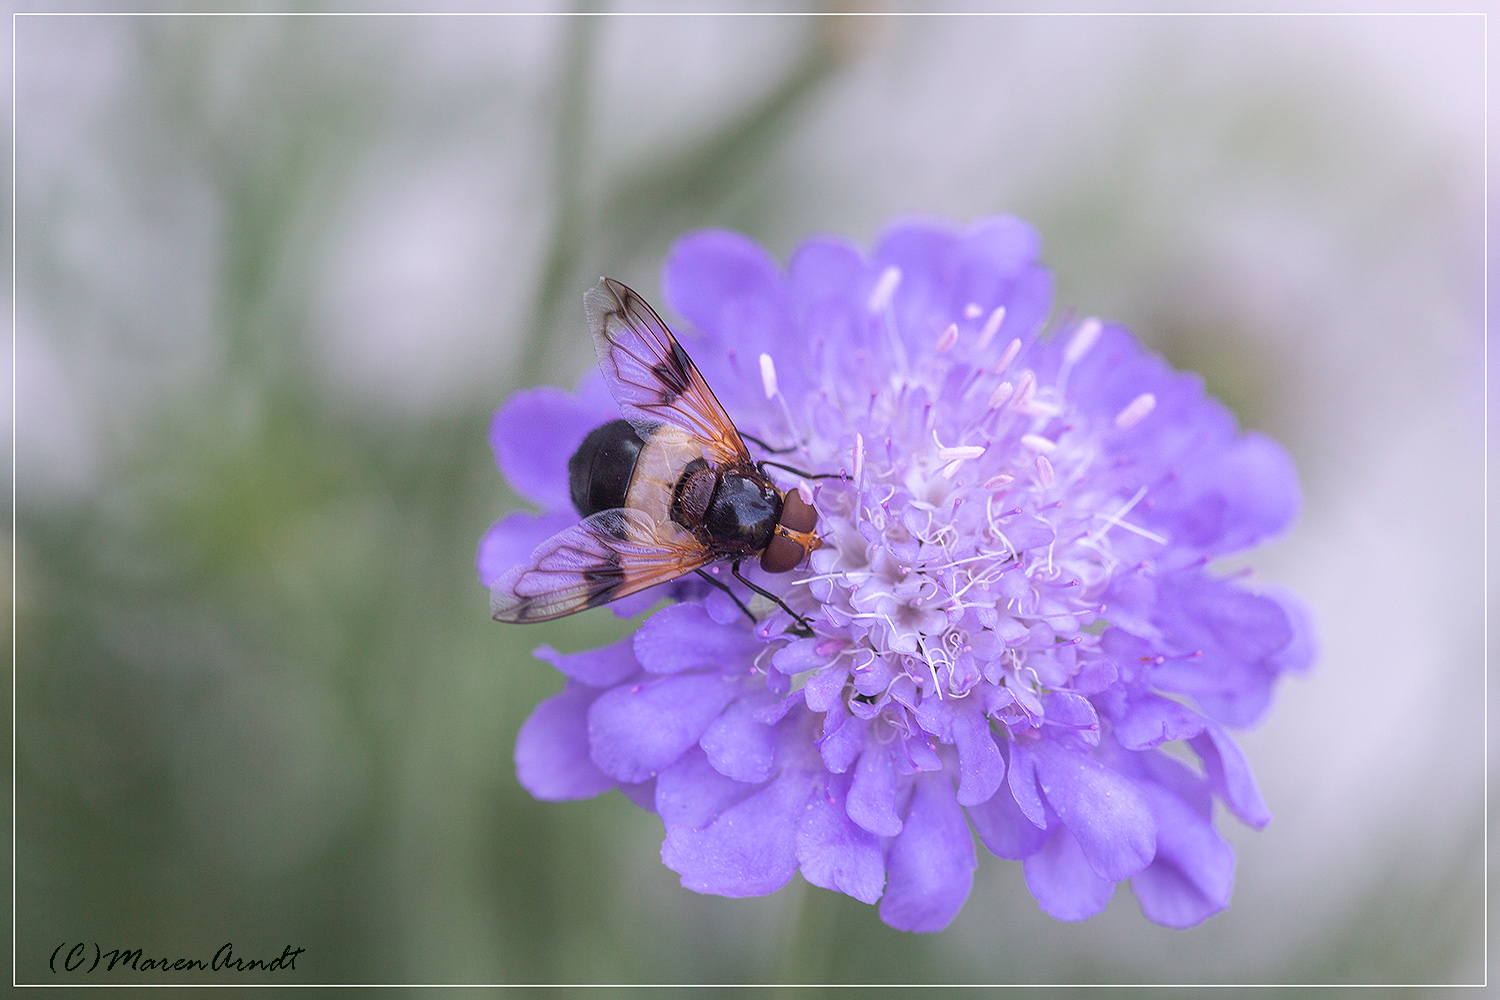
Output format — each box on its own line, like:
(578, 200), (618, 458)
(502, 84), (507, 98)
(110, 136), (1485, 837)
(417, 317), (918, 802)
(760, 534), (804, 574)
(779, 489), (817, 532)
(759, 489), (818, 573)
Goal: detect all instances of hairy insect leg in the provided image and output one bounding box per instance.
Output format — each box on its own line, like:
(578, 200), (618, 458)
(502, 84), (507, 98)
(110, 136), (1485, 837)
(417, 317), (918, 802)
(731, 559), (813, 634)
(694, 567), (756, 625)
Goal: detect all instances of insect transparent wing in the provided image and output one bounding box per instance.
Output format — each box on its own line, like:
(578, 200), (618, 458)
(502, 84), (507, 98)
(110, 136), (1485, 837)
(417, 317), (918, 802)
(490, 507), (711, 623)
(584, 277), (752, 468)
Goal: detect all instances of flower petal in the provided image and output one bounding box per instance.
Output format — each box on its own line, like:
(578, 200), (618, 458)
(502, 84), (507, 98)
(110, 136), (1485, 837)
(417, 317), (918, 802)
(535, 636), (640, 688)
(951, 709), (1006, 806)
(1265, 587), (1319, 675)
(771, 636), (827, 674)
(699, 692), (778, 783)
(662, 229), (800, 409)
(476, 509), (575, 586)
(1177, 432), (1302, 555)
(662, 768), (814, 897)
(1023, 826), (1115, 922)
(846, 739), (904, 837)
(913, 696), (1004, 806)
(802, 663), (851, 713)
(1006, 741), (1048, 829)
(655, 745), (752, 829)
(879, 772), (976, 932)
(604, 585), (670, 620)
(587, 673), (738, 783)
(1040, 690), (1101, 745)
(1031, 738), (1156, 882)
(797, 770), (886, 905)
(634, 602), (762, 674)
(1153, 576), (1296, 728)
(618, 777), (657, 812)
(967, 781), (1048, 860)
(788, 236), (867, 315)
(514, 682), (616, 801)
(1130, 780), (1236, 928)
(818, 708), (868, 774)
(1111, 693), (1207, 752)
(1191, 723), (1272, 829)
(961, 215), (1043, 282)
(489, 384), (616, 509)
(663, 229), (788, 358)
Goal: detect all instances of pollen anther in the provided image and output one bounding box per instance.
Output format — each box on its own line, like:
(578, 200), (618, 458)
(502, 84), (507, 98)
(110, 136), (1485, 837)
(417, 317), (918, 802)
(868, 266), (902, 313)
(994, 336), (1021, 374)
(1114, 392), (1156, 429)
(1064, 318), (1103, 364)
(933, 430), (984, 463)
(759, 353), (778, 399)
(1012, 372), (1036, 411)
(1021, 434), (1056, 453)
(979, 307), (1008, 349)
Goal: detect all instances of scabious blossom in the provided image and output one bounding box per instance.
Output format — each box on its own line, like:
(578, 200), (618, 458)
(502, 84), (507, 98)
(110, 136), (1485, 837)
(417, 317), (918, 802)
(479, 216), (1314, 932)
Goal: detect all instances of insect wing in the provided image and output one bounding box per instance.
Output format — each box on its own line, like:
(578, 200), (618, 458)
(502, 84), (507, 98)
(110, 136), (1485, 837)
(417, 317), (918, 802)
(584, 277), (752, 469)
(490, 507), (711, 623)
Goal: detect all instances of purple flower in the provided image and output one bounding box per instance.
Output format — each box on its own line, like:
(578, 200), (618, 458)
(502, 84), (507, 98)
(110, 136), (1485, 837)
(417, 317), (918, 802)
(480, 216), (1315, 932)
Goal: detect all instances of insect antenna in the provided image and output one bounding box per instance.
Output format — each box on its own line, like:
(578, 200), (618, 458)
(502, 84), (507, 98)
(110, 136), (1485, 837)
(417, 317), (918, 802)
(731, 558), (813, 635)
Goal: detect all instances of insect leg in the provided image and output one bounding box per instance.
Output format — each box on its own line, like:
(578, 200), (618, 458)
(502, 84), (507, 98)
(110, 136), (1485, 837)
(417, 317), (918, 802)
(731, 558), (813, 634)
(757, 459), (843, 481)
(740, 431), (800, 455)
(694, 568), (756, 625)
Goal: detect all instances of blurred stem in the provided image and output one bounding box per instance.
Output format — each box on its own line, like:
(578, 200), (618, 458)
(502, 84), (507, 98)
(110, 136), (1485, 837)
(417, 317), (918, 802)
(517, 5), (601, 389)
(601, 19), (845, 260)
(517, 14), (849, 390)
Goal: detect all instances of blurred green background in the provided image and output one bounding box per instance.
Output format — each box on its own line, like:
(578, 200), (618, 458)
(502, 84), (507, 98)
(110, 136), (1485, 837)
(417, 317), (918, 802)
(12, 5), (1486, 987)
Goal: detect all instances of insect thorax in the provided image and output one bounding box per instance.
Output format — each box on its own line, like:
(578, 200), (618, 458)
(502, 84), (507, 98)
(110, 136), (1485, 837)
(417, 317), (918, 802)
(670, 458), (715, 532)
(705, 472), (782, 552)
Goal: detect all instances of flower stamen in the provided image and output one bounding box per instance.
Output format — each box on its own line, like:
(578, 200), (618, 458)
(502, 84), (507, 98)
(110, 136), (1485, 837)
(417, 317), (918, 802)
(867, 265), (901, 313)
(1114, 392), (1156, 429)
(932, 429), (986, 463)
(978, 307), (1008, 350)
(1020, 434), (1056, 453)
(1063, 317), (1103, 364)
(994, 336), (1021, 374)
(1087, 487), (1167, 545)
(759, 352), (778, 399)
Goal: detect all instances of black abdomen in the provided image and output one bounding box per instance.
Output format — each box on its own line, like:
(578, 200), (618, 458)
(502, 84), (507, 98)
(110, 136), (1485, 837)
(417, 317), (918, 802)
(569, 419), (646, 516)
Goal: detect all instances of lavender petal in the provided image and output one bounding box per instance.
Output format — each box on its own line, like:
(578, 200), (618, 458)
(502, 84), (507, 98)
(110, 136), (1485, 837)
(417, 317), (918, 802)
(587, 673), (738, 783)
(879, 772), (976, 933)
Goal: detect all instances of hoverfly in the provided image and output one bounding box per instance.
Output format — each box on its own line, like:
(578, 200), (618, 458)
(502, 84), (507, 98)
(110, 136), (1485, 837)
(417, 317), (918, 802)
(490, 278), (822, 629)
